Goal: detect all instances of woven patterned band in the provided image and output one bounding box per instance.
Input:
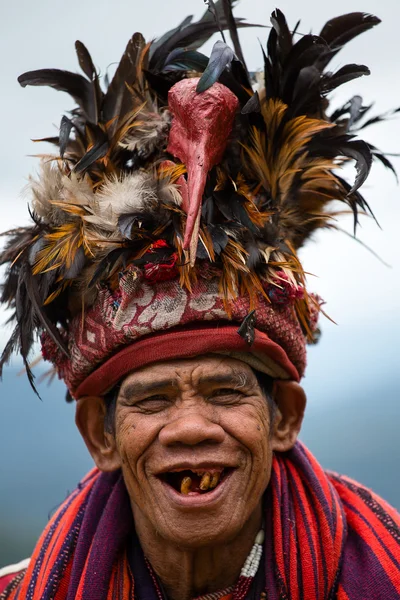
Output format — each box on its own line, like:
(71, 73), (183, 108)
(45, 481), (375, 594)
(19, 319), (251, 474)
(40, 265), (318, 398)
(74, 324), (300, 398)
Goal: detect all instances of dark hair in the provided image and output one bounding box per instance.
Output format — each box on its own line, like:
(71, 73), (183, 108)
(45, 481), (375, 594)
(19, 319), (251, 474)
(103, 368), (276, 435)
(254, 370), (278, 428)
(103, 384), (120, 434)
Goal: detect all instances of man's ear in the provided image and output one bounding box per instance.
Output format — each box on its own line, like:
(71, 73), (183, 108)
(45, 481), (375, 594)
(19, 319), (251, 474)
(270, 380), (306, 452)
(75, 396), (121, 472)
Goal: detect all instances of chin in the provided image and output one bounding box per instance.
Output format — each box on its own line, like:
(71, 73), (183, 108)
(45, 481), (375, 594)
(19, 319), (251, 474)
(146, 481), (260, 549)
(155, 510), (246, 549)
(129, 466), (266, 547)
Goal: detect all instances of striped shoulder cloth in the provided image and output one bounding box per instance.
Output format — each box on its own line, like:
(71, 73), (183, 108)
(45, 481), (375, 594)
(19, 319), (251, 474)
(0, 559), (30, 596)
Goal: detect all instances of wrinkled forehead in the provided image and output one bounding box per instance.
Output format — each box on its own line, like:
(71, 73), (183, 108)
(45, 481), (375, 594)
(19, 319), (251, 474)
(118, 354), (257, 396)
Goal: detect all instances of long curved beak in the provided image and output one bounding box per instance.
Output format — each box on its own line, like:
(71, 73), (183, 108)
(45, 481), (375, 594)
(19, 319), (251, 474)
(167, 78), (238, 265)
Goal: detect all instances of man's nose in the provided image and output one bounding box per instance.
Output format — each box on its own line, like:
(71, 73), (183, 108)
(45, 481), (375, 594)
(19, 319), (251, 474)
(158, 413), (225, 447)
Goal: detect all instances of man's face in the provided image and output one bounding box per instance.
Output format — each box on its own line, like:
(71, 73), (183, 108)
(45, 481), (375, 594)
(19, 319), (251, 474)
(113, 356), (275, 548)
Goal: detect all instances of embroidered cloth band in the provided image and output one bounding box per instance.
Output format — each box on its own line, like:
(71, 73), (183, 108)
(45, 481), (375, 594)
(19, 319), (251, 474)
(74, 324), (299, 398)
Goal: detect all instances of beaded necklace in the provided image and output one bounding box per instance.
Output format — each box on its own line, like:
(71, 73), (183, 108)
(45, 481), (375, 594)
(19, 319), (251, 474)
(135, 525), (265, 600)
(193, 528), (265, 600)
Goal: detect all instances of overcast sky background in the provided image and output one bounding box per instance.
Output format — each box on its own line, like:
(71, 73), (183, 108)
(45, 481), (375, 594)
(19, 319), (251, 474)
(1, 0), (400, 357)
(0, 0), (400, 566)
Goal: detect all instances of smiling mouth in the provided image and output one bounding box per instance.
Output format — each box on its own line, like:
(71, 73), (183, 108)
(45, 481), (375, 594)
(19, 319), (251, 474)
(160, 468), (233, 495)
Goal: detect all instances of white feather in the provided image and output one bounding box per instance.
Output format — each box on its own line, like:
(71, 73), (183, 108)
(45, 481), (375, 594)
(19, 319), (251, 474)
(93, 171), (158, 218)
(27, 161), (96, 226)
(119, 110), (170, 156)
(62, 172), (95, 206)
(27, 161), (64, 225)
(84, 171), (182, 233)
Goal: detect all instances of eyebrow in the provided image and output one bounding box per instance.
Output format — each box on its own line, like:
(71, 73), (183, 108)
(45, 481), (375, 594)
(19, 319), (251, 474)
(197, 372), (249, 389)
(119, 370), (250, 400)
(120, 379), (178, 400)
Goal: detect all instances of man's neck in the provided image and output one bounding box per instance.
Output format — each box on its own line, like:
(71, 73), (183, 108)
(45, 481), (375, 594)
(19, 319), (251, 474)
(131, 504), (263, 600)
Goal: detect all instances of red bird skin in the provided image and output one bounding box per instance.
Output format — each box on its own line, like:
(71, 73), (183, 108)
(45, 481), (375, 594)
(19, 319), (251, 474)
(166, 78), (239, 263)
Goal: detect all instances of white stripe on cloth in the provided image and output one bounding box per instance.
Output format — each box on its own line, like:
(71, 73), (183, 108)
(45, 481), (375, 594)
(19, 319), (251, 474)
(0, 558), (30, 578)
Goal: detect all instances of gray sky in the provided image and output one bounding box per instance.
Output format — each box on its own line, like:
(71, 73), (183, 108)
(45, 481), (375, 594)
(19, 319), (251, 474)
(0, 0), (399, 394)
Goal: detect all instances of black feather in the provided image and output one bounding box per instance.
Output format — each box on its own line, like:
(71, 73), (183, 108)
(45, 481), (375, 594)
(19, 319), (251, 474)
(102, 32), (146, 131)
(355, 107), (400, 131)
(196, 41), (235, 93)
(243, 239), (262, 271)
(75, 41), (103, 123)
(64, 246), (86, 279)
(241, 92), (260, 114)
(26, 269), (69, 357)
(149, 8), (257, 73)
(330, 95), (371, 131)
(0, 326), (20, 374)
(32, 136), (60, 146)
(319, 12), (381, 51)
(201, 195), (215, 224)
(322, 64), (370, 93)
(204, 0), (226, 42)
(88, 247), (136, 288)
(196, 240), (209, 260)
(150, 15), (193, 58)
(59, 115), (73, 158)
(281, 35), (327, 86)
(334, 173), (377, 232)
(292, 20), (301, 38)
(213, 190), (257, 233)
(237, 310), (256, 345)
(162, 49), (209, 73)
(338, 139), (373, 194)
(291, 65), (322, 115)
(229, 54), (252, 90)
(222, 0), (247, 68)
(74, 139), (108, 173)
(368, 145), (399, 181)
(216, 67), (253, 105)
(347, 95), (364, 128)
(118, 214), (142, 239)
(347, 96), (368, 129)
(270, 9), (293, 61)
(28, 237), (46, 266)
(150, 20), (224, 72)
(210, 225), (228, 255)
(12, 264), (39, 395)
(75, 40), (97, 80)
(18, 69), (97, 124)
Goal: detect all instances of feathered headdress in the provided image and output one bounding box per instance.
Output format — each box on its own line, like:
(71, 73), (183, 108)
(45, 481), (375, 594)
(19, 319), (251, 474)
(0, 1), (397, 395)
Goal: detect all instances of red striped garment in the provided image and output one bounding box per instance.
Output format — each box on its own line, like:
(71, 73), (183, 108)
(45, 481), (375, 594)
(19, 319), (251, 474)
(1, 443), (399, 600)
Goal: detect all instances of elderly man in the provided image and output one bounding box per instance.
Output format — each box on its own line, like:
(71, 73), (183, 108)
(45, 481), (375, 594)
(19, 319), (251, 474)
(0, 4), (399, 599)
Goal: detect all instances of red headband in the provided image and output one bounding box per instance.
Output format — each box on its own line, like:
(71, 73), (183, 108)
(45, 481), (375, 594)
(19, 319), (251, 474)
(74, 324), (300, 399)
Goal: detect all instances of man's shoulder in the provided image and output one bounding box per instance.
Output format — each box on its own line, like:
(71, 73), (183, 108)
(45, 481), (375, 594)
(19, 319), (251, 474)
(328, 471), (400, 595)
(0, 558), (30, 595)
(328, 470), (400, 523)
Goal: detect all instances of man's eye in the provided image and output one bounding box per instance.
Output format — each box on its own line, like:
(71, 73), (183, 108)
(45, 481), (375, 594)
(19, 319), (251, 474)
(209, 388), (243, 403)
(135, 395), (170, 412)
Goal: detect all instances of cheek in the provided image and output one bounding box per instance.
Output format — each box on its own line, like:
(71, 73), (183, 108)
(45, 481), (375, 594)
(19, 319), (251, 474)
(115, 412), (159, 495)
(221, 402), (272, 487)
(222, 400), (271, 450)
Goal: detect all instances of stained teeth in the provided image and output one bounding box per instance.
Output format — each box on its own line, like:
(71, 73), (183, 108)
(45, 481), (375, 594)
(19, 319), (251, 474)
(178, 470), (223, 494)
(199, 472), (211, 491)
(209, 472), (220, 489)
(180, 476), (192, 495)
